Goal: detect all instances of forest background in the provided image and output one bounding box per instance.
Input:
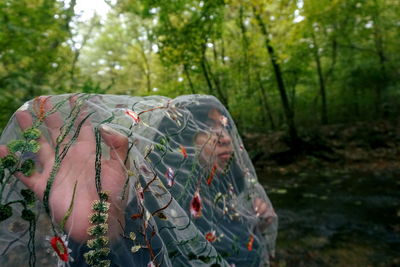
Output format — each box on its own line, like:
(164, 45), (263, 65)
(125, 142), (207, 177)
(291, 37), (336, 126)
(1, 0), (399, 265)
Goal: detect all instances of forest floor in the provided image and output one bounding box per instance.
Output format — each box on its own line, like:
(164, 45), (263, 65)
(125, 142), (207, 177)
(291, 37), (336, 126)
(244, 119), (400, 267)
(245, 118), (400, 176)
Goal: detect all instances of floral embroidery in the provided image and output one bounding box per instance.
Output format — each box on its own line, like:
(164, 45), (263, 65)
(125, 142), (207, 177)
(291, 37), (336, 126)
(166, 167), (175, 187)
(131, 245), (141, 253)
(50, 236), (68, 262)
(220, 115), (228, 127)
(247, 235), (254, 251)
(0, 199), (9, 223)
(84, 192), (111, 267)
(129, 232), (142, 254)
(179, 145), (187, 158)
(136, 183), (144, 203)
(48, 235), (73, 264)
(0, 94), (277, 266)
(125, 109), (140, 124)
(131, 213), (143, 220)
(205, 230), (217, 242)
(190, 190), (202, 218)
(33, 96), (49, 122)
(228, 184), (234, 194)
(207, 164), (218, 185)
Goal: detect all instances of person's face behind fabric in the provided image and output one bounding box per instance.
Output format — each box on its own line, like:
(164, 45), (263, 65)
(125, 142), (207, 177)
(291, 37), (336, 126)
(194, 108), (233, 173)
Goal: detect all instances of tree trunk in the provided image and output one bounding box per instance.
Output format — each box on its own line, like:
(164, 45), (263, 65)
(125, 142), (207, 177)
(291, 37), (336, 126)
(253, 7), (298, 141)
(183, 64), (196, 94)
(238, 6), (251, 92)
(70, 16), (97, 88)
(139, 47), (152, 93)
(201, 45), (228, 107)
(257, 72), (275, 130)
(324, 36), (337, 85)
(200, 57), (214, 95)
(311, 32), (328, 124)
(205, 56), (228, 106)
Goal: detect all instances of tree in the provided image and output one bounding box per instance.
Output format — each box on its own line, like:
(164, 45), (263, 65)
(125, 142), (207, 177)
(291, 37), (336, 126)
(0, 0), (76, 131)
(251, 1), (298, 141)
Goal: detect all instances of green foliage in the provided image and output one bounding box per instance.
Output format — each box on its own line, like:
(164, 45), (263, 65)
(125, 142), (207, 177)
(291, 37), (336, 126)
(0, 0), (76, 132)
(1, 0), (399, 134)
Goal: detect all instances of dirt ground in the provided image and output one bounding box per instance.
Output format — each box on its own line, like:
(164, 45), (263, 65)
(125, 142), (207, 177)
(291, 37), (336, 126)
(244, 119), (400, 176)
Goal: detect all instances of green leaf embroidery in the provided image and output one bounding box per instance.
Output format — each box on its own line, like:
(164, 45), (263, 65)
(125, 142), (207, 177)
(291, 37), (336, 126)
(155, 143), (165, 152)
(21, 189), (36, 205)
(7, 139), (40, 154)
(7, 140), (26, 153)
(20, 159), (35, 176)
(27, 140), (40, 153)
(89, 212), (109, 224)
(99, 191), (109, 202)
(0, 163), (4, 181)
(129, 232), (136, 241)
(0, 205), (12, 222)
(21, 209), (35, 222)
(60, 181), (78, 230)
(23, 128), (41, 140)
(87, 236), (109, 249)
(2, 155), (18, 168)
(131, 245), (141, 253)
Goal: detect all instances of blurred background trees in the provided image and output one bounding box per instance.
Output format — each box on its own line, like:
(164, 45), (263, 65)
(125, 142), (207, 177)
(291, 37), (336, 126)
(1, 0), (399, 134)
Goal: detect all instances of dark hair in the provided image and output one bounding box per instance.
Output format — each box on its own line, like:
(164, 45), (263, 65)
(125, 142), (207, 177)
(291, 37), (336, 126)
(185, 97), (227, 131)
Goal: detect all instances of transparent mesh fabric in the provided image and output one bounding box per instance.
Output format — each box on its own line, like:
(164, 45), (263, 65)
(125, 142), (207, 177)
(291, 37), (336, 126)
(0, 94), (277, 267)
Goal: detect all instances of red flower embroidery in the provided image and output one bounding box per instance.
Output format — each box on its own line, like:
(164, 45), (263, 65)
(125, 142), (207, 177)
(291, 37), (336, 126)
(125, 109), (140, 124)
(179, 145), (187, 159)
(207, 164), (217, 185)
(50, 236), (69, 262)
(247, 235), (254, 251)
(205, 230), (217, 242)
(190, 191), (202, 218)
(131, 213), (143, 220)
